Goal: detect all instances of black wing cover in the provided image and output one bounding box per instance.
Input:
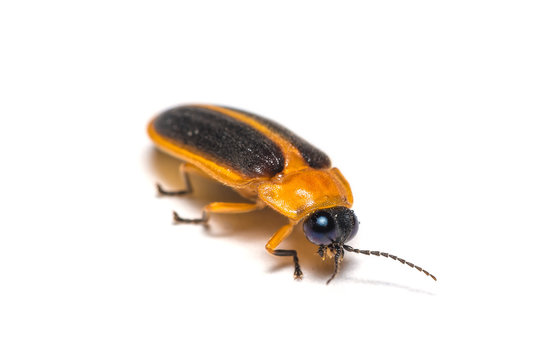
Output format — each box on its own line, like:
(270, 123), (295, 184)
(152, 105), (331, 178)
(226, 106), (331, 169)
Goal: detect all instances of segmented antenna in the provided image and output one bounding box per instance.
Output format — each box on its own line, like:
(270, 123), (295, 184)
(342, 245), (437, 281)
(326, 247), (344, 285)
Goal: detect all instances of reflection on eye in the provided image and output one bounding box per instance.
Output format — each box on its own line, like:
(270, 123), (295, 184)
(316, 215), (328, 228)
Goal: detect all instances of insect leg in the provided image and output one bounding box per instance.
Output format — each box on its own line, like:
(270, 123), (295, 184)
(265, 222), (303, 280)
(156, 163), (199, 196)
(173, 202), (265, 225)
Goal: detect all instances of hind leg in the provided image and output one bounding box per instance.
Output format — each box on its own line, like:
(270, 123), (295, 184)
(156, 163), (201, 196)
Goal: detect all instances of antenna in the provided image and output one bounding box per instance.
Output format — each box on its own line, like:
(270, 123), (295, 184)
(342, 245), (437, 281)
(326, 246), (344, 285)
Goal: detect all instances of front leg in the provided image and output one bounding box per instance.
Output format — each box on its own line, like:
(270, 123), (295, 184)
(265, 222), (303, 280)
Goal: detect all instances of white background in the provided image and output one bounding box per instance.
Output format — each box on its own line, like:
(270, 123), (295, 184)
(1, 1), (538, 359)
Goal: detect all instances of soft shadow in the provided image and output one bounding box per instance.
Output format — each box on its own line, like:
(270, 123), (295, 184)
(344, 278), (436, 295)
(146, 148), (436, 292)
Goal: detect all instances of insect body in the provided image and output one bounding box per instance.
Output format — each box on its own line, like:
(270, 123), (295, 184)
(148, 104), (436, 283)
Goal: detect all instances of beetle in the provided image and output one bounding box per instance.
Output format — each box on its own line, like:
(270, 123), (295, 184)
(148, 104), (436, 284)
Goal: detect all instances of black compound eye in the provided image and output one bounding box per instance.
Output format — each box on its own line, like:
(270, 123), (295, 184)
(303, 211), (337, 245)
(303, 207), (359, 246)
